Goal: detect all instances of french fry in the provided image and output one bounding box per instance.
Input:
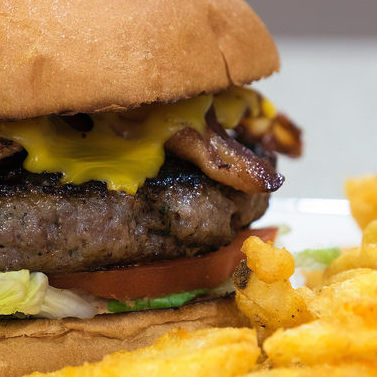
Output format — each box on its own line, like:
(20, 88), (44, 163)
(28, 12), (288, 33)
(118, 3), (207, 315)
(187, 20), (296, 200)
(264, 310), (377, 367)
(300, 269), (324, 289)
(243, 363), (377, 377)
(236, 274), (311, 335)
(26, 328), (260, 377)
(237, 221), (377, 370)
(346, 175), (377, 229)
(308, 270), (377, 318)
(241, 237), (295, 283)
(235, 237), (312, 337)
(324, 220), (377, 278)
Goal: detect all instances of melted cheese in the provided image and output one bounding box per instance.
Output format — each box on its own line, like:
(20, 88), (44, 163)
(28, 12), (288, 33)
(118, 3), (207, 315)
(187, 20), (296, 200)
(0, 87), (275, 194)
(0, 96), (211, 194)
(213, 86), (276, 128)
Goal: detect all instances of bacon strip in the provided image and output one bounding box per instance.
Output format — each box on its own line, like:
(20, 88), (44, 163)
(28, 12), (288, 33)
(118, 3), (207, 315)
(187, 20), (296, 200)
(0, 110), (290, 195)
(0, 137), (22, 160)
(237, 113), (302, 158)
(166, 110), (284, 194)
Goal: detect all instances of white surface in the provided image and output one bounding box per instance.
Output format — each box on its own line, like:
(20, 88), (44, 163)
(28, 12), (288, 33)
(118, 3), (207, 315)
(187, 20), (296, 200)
(253, 37), (377, 199)
(254, 197), (361, 252)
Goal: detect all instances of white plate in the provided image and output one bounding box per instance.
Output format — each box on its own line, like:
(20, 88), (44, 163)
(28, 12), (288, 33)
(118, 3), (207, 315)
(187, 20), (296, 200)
(254, 198), (362, 287)
(254, 198), (361, 252)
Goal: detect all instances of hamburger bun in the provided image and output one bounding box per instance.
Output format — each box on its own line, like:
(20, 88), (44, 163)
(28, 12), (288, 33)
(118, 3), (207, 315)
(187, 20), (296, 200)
(0, 296), (249, 377)
(0, 0), (279, 120)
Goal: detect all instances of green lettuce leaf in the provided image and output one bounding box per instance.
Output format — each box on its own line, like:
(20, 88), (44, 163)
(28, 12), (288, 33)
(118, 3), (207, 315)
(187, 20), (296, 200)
(38, 286), (96, 319)
(108, 289), (208, 313)
(294, 247), (341, 269)
(0, 270), (96, 319)
(0, 270), (47, 315)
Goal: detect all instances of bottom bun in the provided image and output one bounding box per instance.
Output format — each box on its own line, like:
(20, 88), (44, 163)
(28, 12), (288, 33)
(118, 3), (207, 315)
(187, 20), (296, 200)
(0, 295), (249, 377)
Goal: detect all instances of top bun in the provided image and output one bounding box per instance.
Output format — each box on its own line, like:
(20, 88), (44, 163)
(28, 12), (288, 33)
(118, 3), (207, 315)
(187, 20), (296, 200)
(0, 0), (279, 120)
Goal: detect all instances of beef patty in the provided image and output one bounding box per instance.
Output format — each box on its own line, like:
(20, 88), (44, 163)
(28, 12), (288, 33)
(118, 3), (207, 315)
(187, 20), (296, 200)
(0, 154), (269, 273)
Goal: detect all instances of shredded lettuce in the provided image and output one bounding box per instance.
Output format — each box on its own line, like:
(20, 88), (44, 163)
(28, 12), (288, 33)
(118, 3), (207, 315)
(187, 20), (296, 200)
(38, 286), (96, 319)
(294, 247), (341, 269)
(0, 270), (47, 315)
(0, 270), (95, 319)
(108, 289), (208, 313)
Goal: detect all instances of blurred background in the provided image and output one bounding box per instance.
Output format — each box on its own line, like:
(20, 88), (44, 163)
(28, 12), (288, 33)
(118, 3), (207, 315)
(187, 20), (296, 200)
(247, 0), (377, 198)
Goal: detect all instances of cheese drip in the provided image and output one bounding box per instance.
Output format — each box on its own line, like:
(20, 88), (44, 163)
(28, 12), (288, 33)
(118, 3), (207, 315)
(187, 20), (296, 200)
(0, 96), (212, 194)
(213, 86), (276, 128)
(0, 87), (274, 194)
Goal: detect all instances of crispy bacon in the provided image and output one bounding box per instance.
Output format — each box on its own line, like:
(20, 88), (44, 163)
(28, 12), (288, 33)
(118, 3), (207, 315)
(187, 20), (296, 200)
(165, 110), (284, 194)
(0, 137), (22, 160)
(0, 109), (291, 195)
(237, 113), (302, 158)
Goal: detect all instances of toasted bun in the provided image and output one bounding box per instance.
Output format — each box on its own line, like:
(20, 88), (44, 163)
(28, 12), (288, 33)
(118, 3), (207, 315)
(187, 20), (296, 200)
(0, 0), (279, 120)
(0, 296), (249, 377)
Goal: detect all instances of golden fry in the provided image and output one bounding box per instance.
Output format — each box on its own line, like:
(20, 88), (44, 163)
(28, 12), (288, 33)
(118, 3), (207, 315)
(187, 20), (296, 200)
(346, 175), (377, 229)
(323, 247), (361, 278)
(324, 267), (372, 285)
(241, 236), (295, 283)
(25, 328), (260, 377)
(308, 269), (377, 318)
(300, 269), (324, 289)
(362, 219), (377, 259)
(243, 363), (377, 377)
(236, 274), (311, 335)
(324, 220), (377, 278)
(263, 259), (377, 366)
(264, 312), (377, 367)
(236, 237), (311, 336)
(237, 225), (377, 370)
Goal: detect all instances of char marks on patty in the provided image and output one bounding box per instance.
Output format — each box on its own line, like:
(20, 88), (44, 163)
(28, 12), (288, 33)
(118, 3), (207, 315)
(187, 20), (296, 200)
(0, 154), (269, 273)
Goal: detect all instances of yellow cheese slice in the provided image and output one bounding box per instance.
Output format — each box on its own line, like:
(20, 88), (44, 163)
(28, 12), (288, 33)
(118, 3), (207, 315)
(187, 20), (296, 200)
(0, 87), (274, 194)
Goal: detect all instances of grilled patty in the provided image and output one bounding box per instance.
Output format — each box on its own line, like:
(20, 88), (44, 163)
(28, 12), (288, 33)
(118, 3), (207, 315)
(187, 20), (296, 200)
(0, 153), (269, 273)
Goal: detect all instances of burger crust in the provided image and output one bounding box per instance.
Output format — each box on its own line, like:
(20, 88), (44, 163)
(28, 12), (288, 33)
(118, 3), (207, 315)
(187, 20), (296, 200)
(0, 0), (279, 120)
(0, 296), (249, 377)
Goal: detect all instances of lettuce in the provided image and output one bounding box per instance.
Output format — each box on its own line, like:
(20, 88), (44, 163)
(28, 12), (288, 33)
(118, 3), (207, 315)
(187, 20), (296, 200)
(0, 270), (95, 319)
(38, 286), (96, 319)
(108, 289), (208, 313)
(294, 247), (341, 269)
(0, 270), (47, 315)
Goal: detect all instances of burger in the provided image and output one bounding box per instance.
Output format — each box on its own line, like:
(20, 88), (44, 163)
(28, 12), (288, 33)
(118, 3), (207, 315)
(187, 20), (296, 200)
(0, 0), (301, 375)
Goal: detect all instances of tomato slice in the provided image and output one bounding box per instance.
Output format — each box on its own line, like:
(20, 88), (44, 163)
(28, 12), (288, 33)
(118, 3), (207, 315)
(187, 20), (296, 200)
(48, 227), (277, 300)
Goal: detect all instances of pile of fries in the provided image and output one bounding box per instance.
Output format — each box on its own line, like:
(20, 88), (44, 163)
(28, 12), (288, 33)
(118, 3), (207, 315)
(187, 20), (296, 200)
(25, 175), (377, 377)
(236, 220), (377, 376)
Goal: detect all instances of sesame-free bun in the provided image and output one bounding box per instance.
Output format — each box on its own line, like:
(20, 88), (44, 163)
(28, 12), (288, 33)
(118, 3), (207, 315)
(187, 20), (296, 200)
(0, 0), (279, 120)
(0, 296), (249, 377)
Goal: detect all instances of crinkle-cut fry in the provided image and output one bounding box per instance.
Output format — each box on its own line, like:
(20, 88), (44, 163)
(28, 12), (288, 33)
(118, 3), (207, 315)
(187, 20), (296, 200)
(324, 267), (373, 285)
(263, 313), (377, 367)
(346, 175), (377, 230)
(362, 220), (377, 258)
(324, 220), (377, 278)
(345, 299), (377, 326)
(241, 236), (295, 284)
(308, 269), (377, 318)
(236, 237), (311, 335)
(242, 363), (377, 377)
(25, 328), (260, 377)
(300, 269), (324, 289)
(236, 274), (312, 336)
(323, 247), (361, 278)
